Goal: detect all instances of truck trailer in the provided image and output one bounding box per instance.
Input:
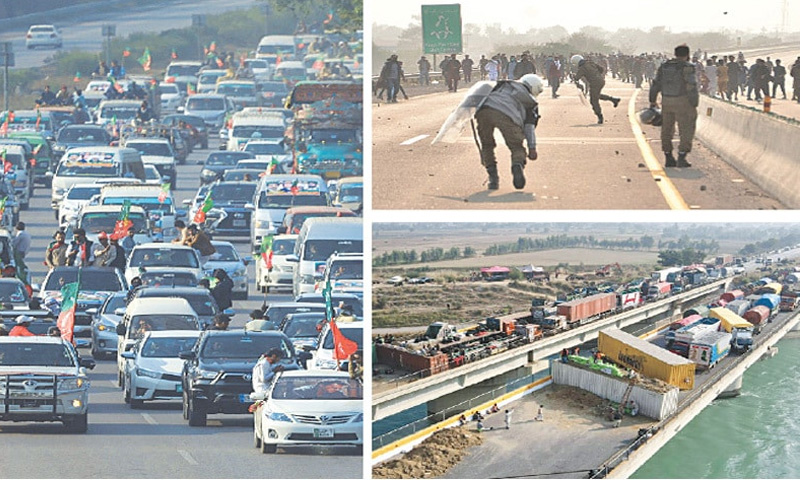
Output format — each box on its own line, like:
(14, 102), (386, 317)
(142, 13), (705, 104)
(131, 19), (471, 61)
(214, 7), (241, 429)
(688, 330), (732, 370)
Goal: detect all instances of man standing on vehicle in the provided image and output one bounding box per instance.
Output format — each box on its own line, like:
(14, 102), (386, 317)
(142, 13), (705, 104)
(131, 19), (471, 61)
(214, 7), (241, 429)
(251, 348), (285, 394)
(66, 228), (95, 266)
(11, 222), (31, 283)
(92, 232), (117, 267)
(183, 224), (215, 264)
(9, 315), (35, 337)
(649, 44), (698, 168)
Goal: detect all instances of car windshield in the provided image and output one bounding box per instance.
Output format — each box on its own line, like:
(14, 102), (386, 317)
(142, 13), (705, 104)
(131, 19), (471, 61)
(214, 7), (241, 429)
(103, 196), (173, 214)
(206, 152), (251, 166)
(57, 150), (119, 177)
(140, 272), (198, 287)
(138, 292), (216, 316)
(200, 335), (292, 360)
(338, 184), (363, 203)
(30, 26), (56, 33)
(258, 192), (327, 209)
(144, 166), (161, 181)
(129, 248), (199, 268)
(44, 269), (123, 292)
(271, 375), (362, 400)
(245, 60), (267, 69)
(210, 183), (256, 204)
(244, 142), (285, 155)
(141, 336), (198, 358)
(102, 294), (127, 314)
(224, 170), (261, 181)
(260, 83), (288, 93)
(66, 186), (101, 200)
(297, 296), (363, 317)
(288, 212), (353, 233)
(231, 125), (284, 139)
(199, 73), (225, 84)
(131, 315), (199, 339)
(80, 212), (147, 234)
(57, 128), (108, 143)
(322, 327), (363, 349)
(217, 84), (255, 96)
(304, 239), (362, 262)
(167, 65), (200, 77)
(328, 259), (362, 280)
(276, 67), (305, 77)
(159, 85), (179, 95)
(210, 244), (238, 262)
(271, 238), (295, 255)
(128, 142), (172, 157)
(266, 305), (324, 324)
(186, 98), (224, 111)
(0, 343), (75, 367)
(0, 281), (30, 303)
(1, 153), (24, 169)
(282, 316), (324, 338)
(308, 128), (358, 143)
(236, 161), (269, 170)
(100, 106), (138, 119)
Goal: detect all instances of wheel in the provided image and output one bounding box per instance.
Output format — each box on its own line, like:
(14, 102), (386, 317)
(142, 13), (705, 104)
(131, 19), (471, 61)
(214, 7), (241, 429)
(187, 397), (206, 426)
(182, 391), (189, 420)
(118, 370), (124, 389)
(261, 440), (277, 454)
(64, 413), (88, 433)
(265, 286), (270, 294)
(254, 426), (262, 449)
(54, 210), (59, 221)
(130, 398), (143, 409)
(123, 381), (131, 404)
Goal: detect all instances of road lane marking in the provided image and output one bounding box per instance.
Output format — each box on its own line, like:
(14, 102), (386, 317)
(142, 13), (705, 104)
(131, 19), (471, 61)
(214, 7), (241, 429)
(627, 90), (690, 210)
(400, 134), (429, 145)
(178, 449), (199, 466)
(141, 413), (158, 425)
(108, 380), (118, 388)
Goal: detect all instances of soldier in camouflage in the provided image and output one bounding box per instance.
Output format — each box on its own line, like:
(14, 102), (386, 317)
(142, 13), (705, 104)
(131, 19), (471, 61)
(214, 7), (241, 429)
(649, 44), (698, 168)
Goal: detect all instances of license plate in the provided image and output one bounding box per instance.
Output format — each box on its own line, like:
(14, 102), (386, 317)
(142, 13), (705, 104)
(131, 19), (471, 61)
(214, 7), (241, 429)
(21, 400), (39, 408)
(233, 220), (246, 227)
(238, 394), (250, 403)
(313, 428), (334, 438)
(175, 384), (183, 393)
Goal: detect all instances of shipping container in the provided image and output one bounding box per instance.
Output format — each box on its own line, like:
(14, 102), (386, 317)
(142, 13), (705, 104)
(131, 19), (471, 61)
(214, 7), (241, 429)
(725, 299), (751, 317)
(556, 292), (616, 324)
(720, 290), (745, 303)
(755, 282), (782, 295)
(673, 318), (722, 344)
(742, 305), (770, 326)
(688, 331), (732, 370)
(710, 307), (753, 333)
(670, 314), (702, 330)
(617, 290), (641, 310)
(598, 328), (695, 390)
(682, 305), (710, 318)
(651, 267), (682, 283)
(647, 282), (672, 299)
(754, 293), (781, 312)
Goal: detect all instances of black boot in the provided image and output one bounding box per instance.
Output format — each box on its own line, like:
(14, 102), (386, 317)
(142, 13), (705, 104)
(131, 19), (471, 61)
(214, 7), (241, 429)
(486, 165), (499, 190)
(665, 152), (677, 168)
(511, 164), (526, 190)
(677, 152), (692, 168)
(612, 97), (620, 108)
(597, 114), (604, 124)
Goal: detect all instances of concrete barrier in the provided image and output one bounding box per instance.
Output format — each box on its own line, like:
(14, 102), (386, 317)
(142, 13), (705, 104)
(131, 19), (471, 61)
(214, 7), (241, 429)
(695, 96), (800, 208)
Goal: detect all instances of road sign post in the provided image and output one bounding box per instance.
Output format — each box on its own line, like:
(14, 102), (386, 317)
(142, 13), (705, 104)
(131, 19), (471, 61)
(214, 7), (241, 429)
(421, 4), (463, 55)
(192, 14), (207, 61)
(1, 42), (12, 113)
(102, 24), (116, 67)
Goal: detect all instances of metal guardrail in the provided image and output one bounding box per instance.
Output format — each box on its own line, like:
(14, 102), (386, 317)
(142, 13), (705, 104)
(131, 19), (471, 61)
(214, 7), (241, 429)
(372, 370), (549, 450)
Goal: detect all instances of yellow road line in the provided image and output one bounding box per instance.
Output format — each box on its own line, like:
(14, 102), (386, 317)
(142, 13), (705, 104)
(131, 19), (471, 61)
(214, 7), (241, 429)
(628, 91), (690, 210)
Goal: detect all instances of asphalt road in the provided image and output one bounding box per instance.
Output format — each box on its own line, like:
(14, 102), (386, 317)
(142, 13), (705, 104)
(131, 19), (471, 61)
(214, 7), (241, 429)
(0, 0), (257, 70)
(0, 142), (363, 478)
(372, 77), (784, 210)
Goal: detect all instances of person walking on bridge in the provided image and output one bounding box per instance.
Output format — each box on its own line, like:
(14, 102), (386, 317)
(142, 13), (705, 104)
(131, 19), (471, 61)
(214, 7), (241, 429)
(572, 55), (620, 124)
(474, 74), (543, 190)
(649, 44), (698, 168)
(772, 59), (787, 100)
(792, 57), (800, 103)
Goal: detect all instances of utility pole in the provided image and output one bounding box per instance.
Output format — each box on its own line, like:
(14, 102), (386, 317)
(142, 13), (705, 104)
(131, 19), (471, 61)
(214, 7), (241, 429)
(102, 24), (116, 66)
(192, 15), (207, 61)
(261, 3), (271, 36)
(0, 42), (13, 113)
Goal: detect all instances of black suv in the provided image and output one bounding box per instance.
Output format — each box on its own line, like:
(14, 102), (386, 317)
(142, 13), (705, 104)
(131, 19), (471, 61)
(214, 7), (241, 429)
(179, 330), (300, 426)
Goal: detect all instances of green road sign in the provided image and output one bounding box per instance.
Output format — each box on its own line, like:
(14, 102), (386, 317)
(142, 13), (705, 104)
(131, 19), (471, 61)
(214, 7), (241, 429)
(421, 4), (462, 54)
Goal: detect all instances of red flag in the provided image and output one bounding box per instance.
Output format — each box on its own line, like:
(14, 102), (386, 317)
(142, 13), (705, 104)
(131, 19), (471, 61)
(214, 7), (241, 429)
(290, 179), (299, 195)
(1, 120), (7, 136)
(111, 219), (132, 240)
(330, 320), (358, 362)
(57, 282), (80, 345)
(123, 47), (131, 57)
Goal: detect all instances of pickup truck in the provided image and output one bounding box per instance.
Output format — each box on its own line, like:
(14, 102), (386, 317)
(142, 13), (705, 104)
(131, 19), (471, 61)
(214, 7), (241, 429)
(0, 337), (95, 432)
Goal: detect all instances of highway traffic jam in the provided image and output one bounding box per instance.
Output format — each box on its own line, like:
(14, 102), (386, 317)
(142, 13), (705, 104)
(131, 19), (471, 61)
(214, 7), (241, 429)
(0, 16), (365, 463)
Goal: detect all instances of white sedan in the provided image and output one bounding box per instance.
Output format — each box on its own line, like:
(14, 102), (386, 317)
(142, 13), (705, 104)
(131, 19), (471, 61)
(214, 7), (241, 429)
(121, 331), (201, 408)
(252, 370), (363, 453)
(25, 24), (62, 49)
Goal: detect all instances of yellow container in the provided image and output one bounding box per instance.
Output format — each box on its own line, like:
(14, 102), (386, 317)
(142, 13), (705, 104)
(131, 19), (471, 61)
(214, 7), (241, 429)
(598, 328), (695, 390)
(709, 307), (753, 333)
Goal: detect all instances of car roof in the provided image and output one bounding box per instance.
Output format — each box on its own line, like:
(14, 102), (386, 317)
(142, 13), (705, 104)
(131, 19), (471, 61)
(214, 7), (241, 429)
(285, 206), (352, 215)
(126, 138), (171, 144)
(0, 336), (65, 345)
(81, 204), (146, 213)
(202, 330), (287, 339)
(133, 243), (195, 251)
(126, 297), (196, 315)
(144, 330), (202, 339)
(277, 369), (352, 379)
(137, 286), (210, 295)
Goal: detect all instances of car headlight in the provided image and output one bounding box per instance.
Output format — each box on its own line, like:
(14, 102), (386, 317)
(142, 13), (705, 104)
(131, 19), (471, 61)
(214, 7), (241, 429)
(234, 267), (246, 277)
(255, 220), (271, 230)
(201, 169), (217, 178)
(136, 367), (161, 379)
(352, 413), (363, 423)
(315, 359), (337, 370)
(268, 411), (292, 422)
(58, 377), (86, 392)
(196, 369), (218, 380)
(96, 321), (115, 331)
(53, 187), (65, 196)
(301, 274), (315, 284)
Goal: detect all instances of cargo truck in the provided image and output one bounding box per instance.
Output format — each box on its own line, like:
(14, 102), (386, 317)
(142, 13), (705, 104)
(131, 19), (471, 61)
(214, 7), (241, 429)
(779, 291), (799, 312)
(556, 292), (616, 326)
(423, 322), (461, 343)
(688, 331), (732, 370)
(710, 307), (754, 353)
(715, 255), (734, 266)
(742, 305), (771, 333)
(647, 282), (671, 300)
(617, 290), (642, 310)
(754, 293), (781, 312)
(651, 267), (682, 283)
(725, 299), (751, 317)
(719, 290), (745, 303)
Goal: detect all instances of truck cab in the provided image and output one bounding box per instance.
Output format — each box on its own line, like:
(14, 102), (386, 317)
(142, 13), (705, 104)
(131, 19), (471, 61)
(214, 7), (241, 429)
(424, 322), (460, 343)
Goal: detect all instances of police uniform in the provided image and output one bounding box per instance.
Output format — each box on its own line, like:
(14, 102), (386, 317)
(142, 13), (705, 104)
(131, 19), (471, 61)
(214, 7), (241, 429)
(650, 58), (698, 166)
(574, 60), (619, 123)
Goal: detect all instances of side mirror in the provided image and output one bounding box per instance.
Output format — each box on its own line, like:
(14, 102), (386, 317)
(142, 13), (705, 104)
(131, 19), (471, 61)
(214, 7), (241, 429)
(286, 254), (299, 263)
(182, 199), (192, 206)
(85, 308), (98, 316)
(120, 352), (135, 360)
(116, 323), (126, 336)
(176, 106), (185, 113)
(176, 208), (187, 218)
(242, 256), (253, 265)
(79, 358), (97, 370)
(250, 392), (266, 401)
(178, 350), (195, 360)
(114, 307), (126, 316)
(219, 144), (226, 150)
(244, 203), (255, 210)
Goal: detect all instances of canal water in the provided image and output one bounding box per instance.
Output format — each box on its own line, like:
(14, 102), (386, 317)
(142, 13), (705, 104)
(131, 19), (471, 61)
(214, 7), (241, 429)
(633, 337), (800, 479)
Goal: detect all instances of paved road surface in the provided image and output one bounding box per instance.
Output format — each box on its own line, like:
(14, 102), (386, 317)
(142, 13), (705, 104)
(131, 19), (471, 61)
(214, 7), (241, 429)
(0, 143), (362, 478)
(372, 78), (784, 210)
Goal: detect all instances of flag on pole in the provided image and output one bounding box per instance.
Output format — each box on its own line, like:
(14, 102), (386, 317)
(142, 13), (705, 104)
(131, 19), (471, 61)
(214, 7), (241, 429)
(111, 199), (133, 240)
(330, 320), (358, 362)
(323, 11), (334, 24)
(290, 179), (299, 196)
(209, 41), (217, 52)
(187, 83), (196, 96)
(123, 47), (131, 57)
(193, 191), (214, 224)
(171, 48), (178, 59)
(260, 235), (273, 269)
(57, 279), (80, 344)
(0, 196), (7, 223)
(138, 48), (152, 71)
(73, 71), (81, 82)
(158, 183), (170, 203)
(0, 120), (6, 136)
(35, 108), (41, 129)
(268, 156), (279, 174)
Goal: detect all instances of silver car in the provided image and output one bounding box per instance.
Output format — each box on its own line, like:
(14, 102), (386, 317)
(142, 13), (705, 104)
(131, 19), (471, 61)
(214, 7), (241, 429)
(89, 292), (127, 359)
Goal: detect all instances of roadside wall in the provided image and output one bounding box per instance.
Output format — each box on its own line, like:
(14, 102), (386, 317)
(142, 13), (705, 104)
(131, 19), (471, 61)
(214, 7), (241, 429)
(552, 362), (679, 420)
(695, 96), (800, 208)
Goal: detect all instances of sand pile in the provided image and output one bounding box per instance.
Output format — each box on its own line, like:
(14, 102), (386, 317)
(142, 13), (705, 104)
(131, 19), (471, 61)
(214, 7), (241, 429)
(373, 427), (483, 478)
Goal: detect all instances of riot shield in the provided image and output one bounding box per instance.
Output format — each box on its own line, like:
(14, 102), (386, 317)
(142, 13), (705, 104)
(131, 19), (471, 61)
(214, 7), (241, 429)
(431, 81), (495, 144)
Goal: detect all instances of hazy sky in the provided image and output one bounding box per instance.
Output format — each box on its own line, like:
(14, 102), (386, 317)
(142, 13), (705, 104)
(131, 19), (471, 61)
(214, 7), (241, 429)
(370, 0), (800, 34)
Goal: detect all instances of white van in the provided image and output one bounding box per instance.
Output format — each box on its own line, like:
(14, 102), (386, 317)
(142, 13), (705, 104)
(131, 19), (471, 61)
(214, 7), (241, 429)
(310, 320), (363, 371)
(288, 217), (362, 297)
(255, 35), (297, 65)
(115, 297), (201, 387)
(226, 110), (286, 151)
(51, 147), (145, 212)
(96, 100), (142, 128)
(99, 183), (177, 240)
